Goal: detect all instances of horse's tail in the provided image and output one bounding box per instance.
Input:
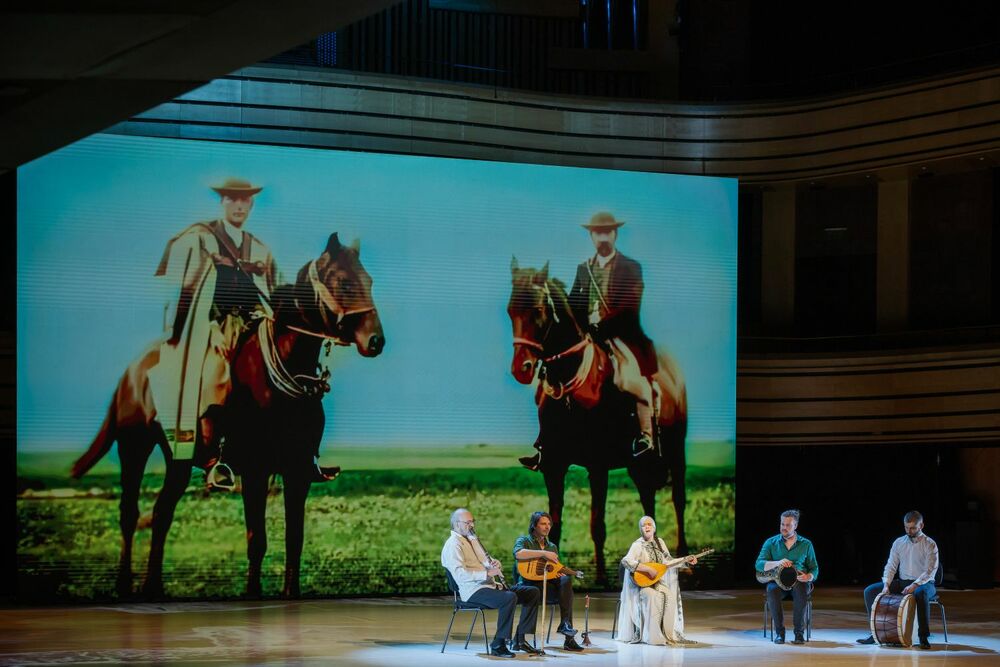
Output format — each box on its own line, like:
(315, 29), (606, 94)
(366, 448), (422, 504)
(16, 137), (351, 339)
(71, 395), (117, 479)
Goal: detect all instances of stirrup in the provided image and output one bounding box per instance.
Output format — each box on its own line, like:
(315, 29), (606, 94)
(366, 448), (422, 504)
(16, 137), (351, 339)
(632, 433), (654, 457)
(206, 462), (237, 492)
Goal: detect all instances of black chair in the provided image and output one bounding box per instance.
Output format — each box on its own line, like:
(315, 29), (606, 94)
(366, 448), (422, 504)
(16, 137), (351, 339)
(511, 561), (558, 647)
(885, 563), (948, 643)
(611, 562), (626, 639)
(441, 569), (490, 654)
(927, 561), (949, 642)
(763, 583), (813, 641)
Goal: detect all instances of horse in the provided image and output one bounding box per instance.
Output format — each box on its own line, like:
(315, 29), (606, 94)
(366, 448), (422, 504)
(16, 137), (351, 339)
(70, 232), (384, 599)
(507, 258), (687, 583)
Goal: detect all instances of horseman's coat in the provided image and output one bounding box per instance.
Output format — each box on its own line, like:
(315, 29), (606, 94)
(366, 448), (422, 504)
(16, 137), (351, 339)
(147, 220), (276, 455)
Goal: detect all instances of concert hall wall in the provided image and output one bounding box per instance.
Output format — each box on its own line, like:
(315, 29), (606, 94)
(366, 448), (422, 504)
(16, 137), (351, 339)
(15, 133), (736, 601)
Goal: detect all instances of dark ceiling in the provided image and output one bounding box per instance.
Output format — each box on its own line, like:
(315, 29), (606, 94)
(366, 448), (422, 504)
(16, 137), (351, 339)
(0, 1), (399, 173)
(2, 1), (998, 173)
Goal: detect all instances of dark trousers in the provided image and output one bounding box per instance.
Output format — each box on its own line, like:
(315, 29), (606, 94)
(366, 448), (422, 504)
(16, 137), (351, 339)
(766, 582), (811, 637)
(863, 579), (936, 640)
(526, 575), (575, 634)
(468, 584), (540, 649)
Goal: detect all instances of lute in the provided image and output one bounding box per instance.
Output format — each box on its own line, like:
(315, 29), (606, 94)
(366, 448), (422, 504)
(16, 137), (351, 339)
(516, 557), (584, 581)
(632, 548), (714, 587)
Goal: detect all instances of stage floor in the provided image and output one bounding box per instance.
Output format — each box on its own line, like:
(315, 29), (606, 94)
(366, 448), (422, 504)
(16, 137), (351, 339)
(2, 587), (998, 665)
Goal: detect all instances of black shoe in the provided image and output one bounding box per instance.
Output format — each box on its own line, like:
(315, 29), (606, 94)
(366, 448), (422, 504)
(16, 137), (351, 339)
(557, 622), (578, 637)
(773, 634), (785, 644)
(856, 635), (876, 645)
(519, 453), (541, 471)
(563, 637), (584, 652)
(313, 464), (341, 482)
(490, 645), (516, 658)
(792, 633), (805, 644)
(511, 640), (542, 656)
(632, 432), (654, 457)
(918, 638), (931, 650)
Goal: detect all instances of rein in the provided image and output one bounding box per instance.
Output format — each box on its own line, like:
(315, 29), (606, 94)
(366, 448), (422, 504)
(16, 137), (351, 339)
(512, 277), (595, 400)
(261, 259), (376, 398)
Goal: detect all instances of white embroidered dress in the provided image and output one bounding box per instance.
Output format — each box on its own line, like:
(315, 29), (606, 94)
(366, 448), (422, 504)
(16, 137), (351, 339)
(616, 536), (687, 645)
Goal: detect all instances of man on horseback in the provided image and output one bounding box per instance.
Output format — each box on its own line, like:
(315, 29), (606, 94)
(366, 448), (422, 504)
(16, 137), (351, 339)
(571, 212), (659, 456)
(148, 178), (277, 489)
(520, 212), (659, 472)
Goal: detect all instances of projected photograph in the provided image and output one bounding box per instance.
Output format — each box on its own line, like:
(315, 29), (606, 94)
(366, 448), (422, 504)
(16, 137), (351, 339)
(17, 134), (736, 601)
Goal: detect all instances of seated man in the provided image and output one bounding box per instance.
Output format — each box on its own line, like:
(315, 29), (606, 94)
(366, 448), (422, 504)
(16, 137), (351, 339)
(512, 511), (584, 652)
(755, 509), (818, 645)
(441, 508), (542, 658)
(857, 510), (939, 650)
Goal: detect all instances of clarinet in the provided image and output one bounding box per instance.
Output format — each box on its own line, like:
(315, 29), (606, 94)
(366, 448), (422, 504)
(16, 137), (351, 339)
(469, 528), (510, 591)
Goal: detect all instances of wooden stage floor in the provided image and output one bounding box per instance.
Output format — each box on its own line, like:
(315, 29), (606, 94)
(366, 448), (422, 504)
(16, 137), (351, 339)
(2, 587), (998, 666)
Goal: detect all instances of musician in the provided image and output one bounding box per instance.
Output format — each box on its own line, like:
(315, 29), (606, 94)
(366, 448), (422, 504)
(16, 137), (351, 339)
(440, 508), (542, 658)
(755, 509), (819, 645)
(512, 511), (585, 652)
(856, 511), (939, 650)
(617, 515), (698, 645)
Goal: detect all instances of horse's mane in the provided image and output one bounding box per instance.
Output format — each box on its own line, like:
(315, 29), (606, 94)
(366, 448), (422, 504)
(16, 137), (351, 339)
(511, 267), (577, 328)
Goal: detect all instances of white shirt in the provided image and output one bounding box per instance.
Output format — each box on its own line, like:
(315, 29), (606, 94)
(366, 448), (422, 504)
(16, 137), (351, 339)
(882, 533), (939, 586)
(222, 220), (244, 248)
(594, 250), (617, 269)
(441, 530), (494, 601)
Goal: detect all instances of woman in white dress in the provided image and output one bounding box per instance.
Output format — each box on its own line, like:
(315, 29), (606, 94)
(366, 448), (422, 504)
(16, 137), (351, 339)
(616, 515), (698, 645)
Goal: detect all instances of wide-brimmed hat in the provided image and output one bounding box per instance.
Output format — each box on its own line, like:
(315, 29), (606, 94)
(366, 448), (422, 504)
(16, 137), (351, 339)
(582, 211), (625, 231)
(211, 178), (263, 197)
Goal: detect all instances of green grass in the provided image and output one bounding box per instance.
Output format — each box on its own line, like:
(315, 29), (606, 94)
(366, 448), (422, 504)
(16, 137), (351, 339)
(17, 448), (734, 601)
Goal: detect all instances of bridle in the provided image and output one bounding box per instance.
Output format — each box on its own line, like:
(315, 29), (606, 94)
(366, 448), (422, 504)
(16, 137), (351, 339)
(261, 259), (377, 398)
(510, 278), (593, 398)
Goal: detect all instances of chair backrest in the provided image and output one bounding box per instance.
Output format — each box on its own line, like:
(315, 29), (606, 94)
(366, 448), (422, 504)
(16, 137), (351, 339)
(444, 568), (461, 600)
(934, 559), (943, 586)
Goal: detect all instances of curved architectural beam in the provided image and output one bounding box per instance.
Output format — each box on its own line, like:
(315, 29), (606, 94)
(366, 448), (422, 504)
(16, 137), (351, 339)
(111, 63), (1000, 184)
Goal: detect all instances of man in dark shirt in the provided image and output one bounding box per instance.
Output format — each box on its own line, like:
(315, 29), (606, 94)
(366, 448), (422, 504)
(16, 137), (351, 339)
(755, 509), (819, 645)
(520, 212), (659, 471)
(513, 511), (584, 652)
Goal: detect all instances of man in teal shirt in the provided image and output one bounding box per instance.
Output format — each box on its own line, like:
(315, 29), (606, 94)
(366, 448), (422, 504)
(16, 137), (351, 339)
(755, 509), (819, 645)
(513, 511), (584, 651)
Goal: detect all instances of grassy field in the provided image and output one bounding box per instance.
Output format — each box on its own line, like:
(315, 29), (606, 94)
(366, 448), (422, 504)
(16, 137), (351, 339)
(17, 446), (734, 602)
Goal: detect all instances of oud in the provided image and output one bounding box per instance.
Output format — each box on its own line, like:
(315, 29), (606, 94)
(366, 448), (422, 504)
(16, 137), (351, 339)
(632, 548), (714, 587)
(516, 557), (584, 581)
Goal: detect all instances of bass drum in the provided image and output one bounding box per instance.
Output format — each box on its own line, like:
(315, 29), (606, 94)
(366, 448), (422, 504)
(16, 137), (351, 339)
(870, 592), (916, 646)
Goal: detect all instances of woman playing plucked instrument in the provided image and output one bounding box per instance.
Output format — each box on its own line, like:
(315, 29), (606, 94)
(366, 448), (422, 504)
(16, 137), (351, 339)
(616, 515), (698, 645)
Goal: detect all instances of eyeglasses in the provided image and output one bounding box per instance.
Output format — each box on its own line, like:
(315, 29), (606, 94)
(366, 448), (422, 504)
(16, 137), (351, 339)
(458, 519), (475, 525)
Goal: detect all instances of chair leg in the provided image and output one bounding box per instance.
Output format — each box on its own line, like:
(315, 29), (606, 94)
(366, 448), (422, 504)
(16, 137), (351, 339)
(612, 600), (620, 639)
(806, 600), (812, 642)
(938, 603), (948, 643)
(480, 610), (490, 653)
(464, 611), (477, 649)
(763, 600), (769, 638)
(441, 610), (458, 653)
(546, 609), (554, 644)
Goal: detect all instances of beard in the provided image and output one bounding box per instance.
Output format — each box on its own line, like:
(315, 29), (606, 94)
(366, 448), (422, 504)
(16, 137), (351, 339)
(596, 242), (614, 256)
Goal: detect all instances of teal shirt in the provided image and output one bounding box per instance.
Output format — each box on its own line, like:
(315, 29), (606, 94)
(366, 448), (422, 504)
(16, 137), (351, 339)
(755, 534), (819, 581)
(512, 534), (559, 585)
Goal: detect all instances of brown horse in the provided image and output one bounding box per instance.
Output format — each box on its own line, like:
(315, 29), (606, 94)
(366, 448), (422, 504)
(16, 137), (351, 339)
(71, 233), (384, 598)
(507, 259), (687, 582)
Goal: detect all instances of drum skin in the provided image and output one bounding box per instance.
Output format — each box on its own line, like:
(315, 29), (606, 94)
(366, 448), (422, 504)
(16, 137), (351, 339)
(776, 565), (798, 591)
(870, 593), (915, 646)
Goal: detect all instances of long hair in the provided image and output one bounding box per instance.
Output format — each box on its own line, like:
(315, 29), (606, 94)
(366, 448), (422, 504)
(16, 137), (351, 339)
(528, 511), (552, 540)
